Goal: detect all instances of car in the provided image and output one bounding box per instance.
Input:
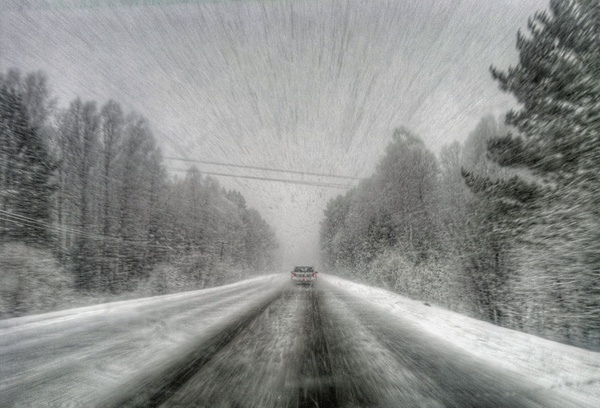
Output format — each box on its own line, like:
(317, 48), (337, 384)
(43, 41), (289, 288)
(291, 266), (317, 286)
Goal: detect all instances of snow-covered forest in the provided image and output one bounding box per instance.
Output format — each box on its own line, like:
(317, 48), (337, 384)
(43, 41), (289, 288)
(0, 70), (278, 317)
(320, 0), (600, 350)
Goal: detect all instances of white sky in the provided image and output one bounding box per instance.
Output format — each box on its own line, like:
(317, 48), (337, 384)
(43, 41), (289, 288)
(1, 0), (549, 268)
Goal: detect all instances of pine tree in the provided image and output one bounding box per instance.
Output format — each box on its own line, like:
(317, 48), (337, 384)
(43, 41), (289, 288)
(489, 0), (600, 185)
(487, 0), (600, 346)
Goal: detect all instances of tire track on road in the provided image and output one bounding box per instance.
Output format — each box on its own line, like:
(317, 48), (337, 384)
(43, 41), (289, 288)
(98, 286), (286, 408)
(296, 288), (338, 408)
(325, 283), (567, 408)
(161, 287), (305, 407)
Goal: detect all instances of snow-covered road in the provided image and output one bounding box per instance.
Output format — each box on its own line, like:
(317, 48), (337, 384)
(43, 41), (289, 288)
(0, 275), (286, 406)
(1, 274), (598, 407)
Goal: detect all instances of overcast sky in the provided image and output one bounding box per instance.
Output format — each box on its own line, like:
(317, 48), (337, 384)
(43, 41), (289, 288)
(1, 0), (549, 267)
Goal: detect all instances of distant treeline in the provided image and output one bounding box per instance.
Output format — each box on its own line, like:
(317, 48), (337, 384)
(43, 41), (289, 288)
(320, 0), (599, 349)
(0, 68), (278, 301)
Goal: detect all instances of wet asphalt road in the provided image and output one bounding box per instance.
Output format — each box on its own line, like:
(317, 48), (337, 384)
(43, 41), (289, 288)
(100, 280), (570, 408)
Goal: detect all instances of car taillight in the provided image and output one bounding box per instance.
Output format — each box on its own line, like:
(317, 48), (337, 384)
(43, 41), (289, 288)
(291, 273), (295, 277)
(313, 274), (316, 277)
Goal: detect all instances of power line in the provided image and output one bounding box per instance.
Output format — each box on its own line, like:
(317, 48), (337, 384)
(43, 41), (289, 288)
(167, 167), (354, 189)
(164, 156), (362, 180)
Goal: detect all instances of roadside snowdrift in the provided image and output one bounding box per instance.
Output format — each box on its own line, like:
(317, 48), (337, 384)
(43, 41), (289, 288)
(324, 274), (600, 407)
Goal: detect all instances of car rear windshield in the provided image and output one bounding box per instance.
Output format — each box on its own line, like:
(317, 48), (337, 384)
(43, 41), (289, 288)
(294, 267), (314, 272)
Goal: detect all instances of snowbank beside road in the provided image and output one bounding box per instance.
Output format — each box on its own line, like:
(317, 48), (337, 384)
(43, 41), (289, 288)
(323, 274), (600, 407)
